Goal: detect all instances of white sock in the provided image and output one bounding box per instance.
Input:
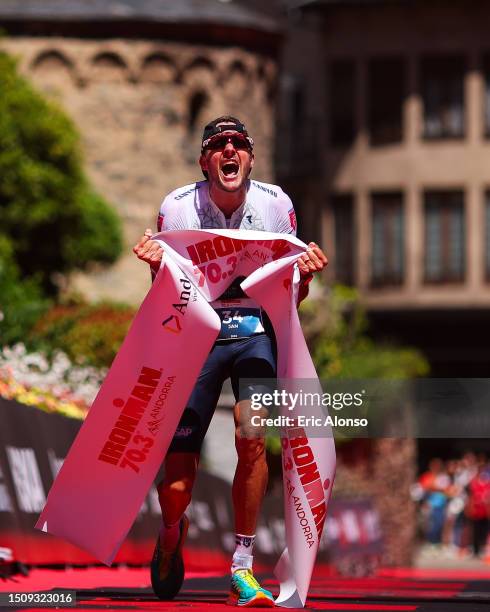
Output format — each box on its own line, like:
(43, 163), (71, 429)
(231, 534), (255, 573)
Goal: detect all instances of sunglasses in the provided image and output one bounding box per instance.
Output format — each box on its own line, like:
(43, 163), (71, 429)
(203, 133), (252, 151)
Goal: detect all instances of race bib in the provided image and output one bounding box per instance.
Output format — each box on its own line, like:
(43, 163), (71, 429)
(211, 298), (265, 340)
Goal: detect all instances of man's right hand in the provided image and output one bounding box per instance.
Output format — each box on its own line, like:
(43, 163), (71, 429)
(133, 228), (164, 272)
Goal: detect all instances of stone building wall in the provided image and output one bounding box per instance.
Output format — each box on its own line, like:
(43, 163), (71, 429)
(3, 37), (277, 303)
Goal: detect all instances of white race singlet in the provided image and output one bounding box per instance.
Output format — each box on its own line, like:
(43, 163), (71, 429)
(157, 179), (298, 340)
(157, 179), (297, 236)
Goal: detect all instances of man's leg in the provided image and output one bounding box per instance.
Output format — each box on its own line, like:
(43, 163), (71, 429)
(151, 451), (198, 600)
(157, 451), (199, 546)
(233, 400), (268, 536)
(227, 335), (275, 606)
(151, 344), (226, 600)
(227, 399), (274, 607)
(230, 335), (276, 541)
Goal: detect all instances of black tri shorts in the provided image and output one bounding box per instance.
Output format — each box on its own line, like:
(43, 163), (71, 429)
(168, 333), (276, 454)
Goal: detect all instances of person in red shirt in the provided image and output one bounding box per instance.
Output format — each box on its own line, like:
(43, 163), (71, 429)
(466, 457), (490, 557)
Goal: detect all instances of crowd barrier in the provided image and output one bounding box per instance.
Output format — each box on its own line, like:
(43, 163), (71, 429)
(0, 398), (383, 571)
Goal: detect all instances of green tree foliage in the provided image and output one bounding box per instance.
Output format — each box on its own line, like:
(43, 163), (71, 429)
(300, 284), (429, 379)
(29, 301), (135, 368)
(0, 51), (122, 294)
(0, 236), (48, 345)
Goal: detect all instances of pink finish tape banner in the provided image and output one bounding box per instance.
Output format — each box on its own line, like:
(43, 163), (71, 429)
(36, 229), (336, 607)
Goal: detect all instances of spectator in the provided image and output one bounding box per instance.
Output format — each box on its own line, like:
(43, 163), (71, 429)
(466, 457), (490, 557)
(419, 458), (451, 546)
(444, 459), (466, 550)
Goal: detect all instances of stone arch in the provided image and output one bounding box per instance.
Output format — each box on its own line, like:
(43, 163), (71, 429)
(185, 56), (216, 72)
(180, 56), (217, 89)
(182, 89), (210, 165)
(140, 52), (176, 84)
(30, 49), (76, 87)
(91, 51), (129, 82)
(262, 59), (277, 103)
(223, 59), (250, 99)
(187, 90), (209, 134)
(252, 60), (268, 105)
(256, 60), (267, 82)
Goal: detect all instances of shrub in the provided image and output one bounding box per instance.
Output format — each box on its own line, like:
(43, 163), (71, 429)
(0, 51), (123, 294)
(29, 301), (135, 368)
(0, 236), (49, 345)
(300, 283), (429, 380)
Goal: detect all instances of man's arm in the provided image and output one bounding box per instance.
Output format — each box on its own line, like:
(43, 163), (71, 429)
(133, 191), (185, 274)
(133, 228), (164, 275)
(296, 242), (328, 304)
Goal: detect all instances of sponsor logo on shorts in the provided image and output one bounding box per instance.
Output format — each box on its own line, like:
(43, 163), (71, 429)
(174, 426), (194, 438)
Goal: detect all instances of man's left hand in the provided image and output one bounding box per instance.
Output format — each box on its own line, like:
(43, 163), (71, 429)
(297, 242), (328, 278)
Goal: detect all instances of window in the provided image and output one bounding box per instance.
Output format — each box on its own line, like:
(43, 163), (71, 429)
(368, 57), (405, 145)
(424, 191), (465, 283)
(371, 192), (404, 286)
(332, 195), (355, 285)
(291, 79), (305, 130)
(421, 56), (466, 138)
(277, 76), (320, 175)
(483, 55), (490, 136)
(329, 60), (356, 146)
(287, 78), (318, 165)
(188, 91), (208, 133)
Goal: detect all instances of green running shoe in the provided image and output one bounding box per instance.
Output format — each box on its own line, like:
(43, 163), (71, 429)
(151, 514), (189, 600)
(227, 568), (275, 607)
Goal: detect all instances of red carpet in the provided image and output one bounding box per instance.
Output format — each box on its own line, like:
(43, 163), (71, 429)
(1, 566), (489, 611)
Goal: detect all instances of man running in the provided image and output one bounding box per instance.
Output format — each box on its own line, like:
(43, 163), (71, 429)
(133, 116), (327, 607)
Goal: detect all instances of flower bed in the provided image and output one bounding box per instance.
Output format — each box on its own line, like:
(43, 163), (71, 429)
(0, 343), (105, 419)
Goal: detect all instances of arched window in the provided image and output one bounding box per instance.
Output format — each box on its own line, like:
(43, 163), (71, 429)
(140, 53), (176, 83)
(181, 57), (216, 88)
(92, 52), (128, 82)
(188, 91), (209, 133)
(224, 60), (248, 98)
(30, 50), (76, 89)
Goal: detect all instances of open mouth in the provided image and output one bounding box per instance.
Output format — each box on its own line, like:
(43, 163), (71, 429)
(221, 160), (239, 178)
